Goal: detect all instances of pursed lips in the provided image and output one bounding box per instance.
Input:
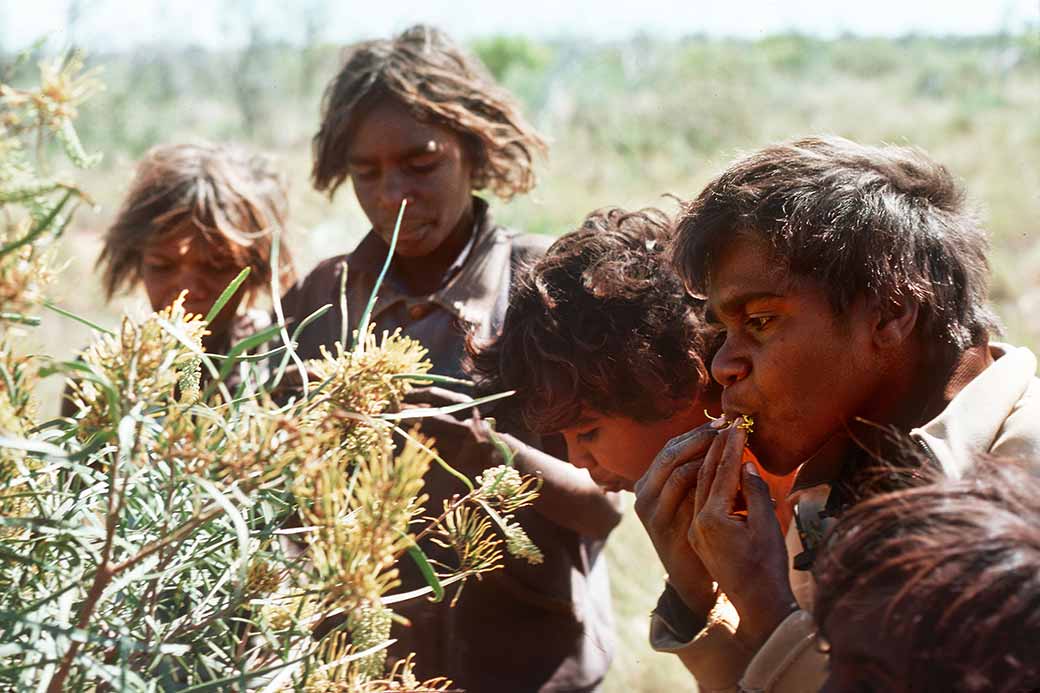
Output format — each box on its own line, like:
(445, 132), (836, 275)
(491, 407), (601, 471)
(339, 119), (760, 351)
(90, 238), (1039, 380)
(383, 218), (433, 237)
(589, 469), (630, 493)
(721, 394), (756, 421)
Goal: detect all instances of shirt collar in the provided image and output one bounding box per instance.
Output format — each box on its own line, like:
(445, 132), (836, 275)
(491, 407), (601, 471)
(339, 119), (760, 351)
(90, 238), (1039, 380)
(788, 342), (995, 494)
(347, 196), (509, 325)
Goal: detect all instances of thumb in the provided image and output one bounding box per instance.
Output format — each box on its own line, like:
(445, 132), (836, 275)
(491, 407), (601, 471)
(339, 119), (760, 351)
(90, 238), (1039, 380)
(743, 463), (776, 528)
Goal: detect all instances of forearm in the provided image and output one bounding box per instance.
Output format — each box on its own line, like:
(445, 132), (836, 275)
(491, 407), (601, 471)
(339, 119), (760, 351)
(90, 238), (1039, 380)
(500, 432), (624, 539)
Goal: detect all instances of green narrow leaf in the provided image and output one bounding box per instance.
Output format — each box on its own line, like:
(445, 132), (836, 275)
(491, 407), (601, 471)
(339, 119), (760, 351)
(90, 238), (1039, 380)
(0, 435), (68, 458)
(353, 199), (407, 350)
(268, 303), (332, 391)
(220, 323), (284, 359)
(401, 534), (445, 603)
(392, 424), (474, 492)
(0, 545), (47, 569)
(193, 477), (250, 593)
(390, 373), (475, 387)
(381, 573), (469, 605)
(268, 230), (311, 398)
(179, 649), (316, 693)
(42, 301), (115, 335)
(0, 312), (41, 326)
(283, 303), (332, 351)
(0, 189), (74, 258)
(204, 267), (251, 323)
(485, 421), (517, 468)
(377, 389), (515, 420)
(208, 345), (286, 363)
(476, 499), (511, 536)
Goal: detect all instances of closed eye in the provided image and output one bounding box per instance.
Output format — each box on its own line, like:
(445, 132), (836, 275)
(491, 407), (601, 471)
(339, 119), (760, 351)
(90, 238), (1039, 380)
(407, 154), (441, 174)
(577, 428), (600, 444)
(349, 164), (378, 181)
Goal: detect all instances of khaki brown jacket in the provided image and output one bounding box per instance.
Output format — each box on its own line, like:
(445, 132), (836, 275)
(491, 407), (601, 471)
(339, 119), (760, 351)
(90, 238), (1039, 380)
(649, 342), (1040, 692)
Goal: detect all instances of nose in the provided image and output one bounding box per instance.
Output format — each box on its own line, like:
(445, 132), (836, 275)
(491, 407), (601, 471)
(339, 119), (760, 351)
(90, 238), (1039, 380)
(711, 335), (751, 388)
(377, 169), (410, 214)
(181, 270), (218, 311)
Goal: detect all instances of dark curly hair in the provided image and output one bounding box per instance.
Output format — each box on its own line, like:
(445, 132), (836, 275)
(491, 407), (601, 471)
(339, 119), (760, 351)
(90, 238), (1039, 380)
(672, 136), (997, 352)
(814, 457), (1040, 692)
(468, 207), (720, 433)
(97, 142), (295, 306)
(312, 24), (547, 200)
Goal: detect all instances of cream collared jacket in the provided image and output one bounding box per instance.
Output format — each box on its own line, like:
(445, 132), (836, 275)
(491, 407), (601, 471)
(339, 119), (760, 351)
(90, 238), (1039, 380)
(649, 343), (1040, 692)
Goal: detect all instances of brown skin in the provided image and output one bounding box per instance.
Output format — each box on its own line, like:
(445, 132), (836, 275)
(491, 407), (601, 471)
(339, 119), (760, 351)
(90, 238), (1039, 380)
(690, 425), (796, 648)
(140, 222), (249, 354)
(639, 233), (926, 647)
(560, 401), (714, 493)
(684, 234), (924, 650)
(405, 387), (623, 539)
(634, 424), (723, 616)
(346, 97), (476, 296)
(344, 104), (623, 536)
(706, 235), (884, 476)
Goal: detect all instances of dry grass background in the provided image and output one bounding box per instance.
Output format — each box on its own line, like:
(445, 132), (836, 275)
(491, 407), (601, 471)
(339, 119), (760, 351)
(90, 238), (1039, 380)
(6, 32), (1038, 691)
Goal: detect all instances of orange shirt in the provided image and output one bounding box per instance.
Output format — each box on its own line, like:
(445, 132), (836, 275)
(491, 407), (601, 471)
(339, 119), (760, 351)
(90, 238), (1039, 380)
(742, 448), (795, 532)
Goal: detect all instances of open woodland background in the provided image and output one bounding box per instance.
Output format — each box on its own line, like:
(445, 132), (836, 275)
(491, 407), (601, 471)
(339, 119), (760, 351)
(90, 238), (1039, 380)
(4, 27), (1039, 691)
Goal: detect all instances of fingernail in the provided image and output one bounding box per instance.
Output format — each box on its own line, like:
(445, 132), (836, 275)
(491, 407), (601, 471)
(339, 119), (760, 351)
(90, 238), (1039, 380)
(744, 462), (760, 477)
(709, 417), (727, 429)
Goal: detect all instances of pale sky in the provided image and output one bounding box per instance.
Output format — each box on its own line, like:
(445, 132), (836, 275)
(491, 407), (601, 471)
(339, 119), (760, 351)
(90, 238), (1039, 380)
(1, 0), (1037, 53)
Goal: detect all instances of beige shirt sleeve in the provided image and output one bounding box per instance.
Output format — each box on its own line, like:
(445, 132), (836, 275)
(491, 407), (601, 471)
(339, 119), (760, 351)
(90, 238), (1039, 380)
(649, 586), (751, 692)
(738, 609), (828, 692)
(649, 512), (829, 692)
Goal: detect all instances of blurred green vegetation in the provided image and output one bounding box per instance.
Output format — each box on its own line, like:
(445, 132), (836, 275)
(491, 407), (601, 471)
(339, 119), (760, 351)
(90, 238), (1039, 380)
(2, 31), (1038, 693)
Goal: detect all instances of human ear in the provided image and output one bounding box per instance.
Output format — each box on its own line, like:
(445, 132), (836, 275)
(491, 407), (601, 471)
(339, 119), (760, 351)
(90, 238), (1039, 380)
(872, 293), (919, 350)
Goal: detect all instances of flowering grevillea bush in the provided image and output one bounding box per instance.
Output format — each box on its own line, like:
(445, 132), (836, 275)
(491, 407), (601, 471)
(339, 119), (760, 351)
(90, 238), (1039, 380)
(0, 53), (541, 692)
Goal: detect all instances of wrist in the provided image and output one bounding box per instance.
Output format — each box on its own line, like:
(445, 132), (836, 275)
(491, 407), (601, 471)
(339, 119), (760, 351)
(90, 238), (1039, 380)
(668, 575), (718, 617)
(733, 599), (798, 652)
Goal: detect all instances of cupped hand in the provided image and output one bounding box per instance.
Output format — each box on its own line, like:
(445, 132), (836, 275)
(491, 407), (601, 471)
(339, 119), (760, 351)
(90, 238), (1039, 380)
(689, 425), (797, 650)
(634, 424), (720, 616)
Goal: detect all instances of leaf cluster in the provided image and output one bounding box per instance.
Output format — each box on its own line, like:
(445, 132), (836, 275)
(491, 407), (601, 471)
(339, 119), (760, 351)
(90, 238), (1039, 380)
(0, 52), (544, 692)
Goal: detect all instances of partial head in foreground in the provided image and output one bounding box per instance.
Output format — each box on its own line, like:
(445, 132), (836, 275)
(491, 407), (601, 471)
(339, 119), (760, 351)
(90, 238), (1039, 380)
(311, 24), (546, 258)
(469, 207), (720, 491)
(97, 142), (295, 339)
(672, 136), (997, 474)
(814, 457), (1040, 693)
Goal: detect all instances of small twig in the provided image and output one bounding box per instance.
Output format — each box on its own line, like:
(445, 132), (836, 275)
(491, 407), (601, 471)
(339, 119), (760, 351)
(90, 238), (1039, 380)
(110, 502), (227, 575)
(47, 422), (130, 692)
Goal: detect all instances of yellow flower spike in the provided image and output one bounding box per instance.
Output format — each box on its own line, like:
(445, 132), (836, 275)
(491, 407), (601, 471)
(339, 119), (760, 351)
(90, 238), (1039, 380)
(736, 414), (755, 434)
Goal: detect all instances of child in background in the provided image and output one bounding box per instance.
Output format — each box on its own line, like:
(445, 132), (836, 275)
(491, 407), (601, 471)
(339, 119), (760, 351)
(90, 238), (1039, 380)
(281, 25), (620, 692)
(97, 142), (295, 355)
(813, 456), (1040, 692)
(61, 143), (295, 416)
